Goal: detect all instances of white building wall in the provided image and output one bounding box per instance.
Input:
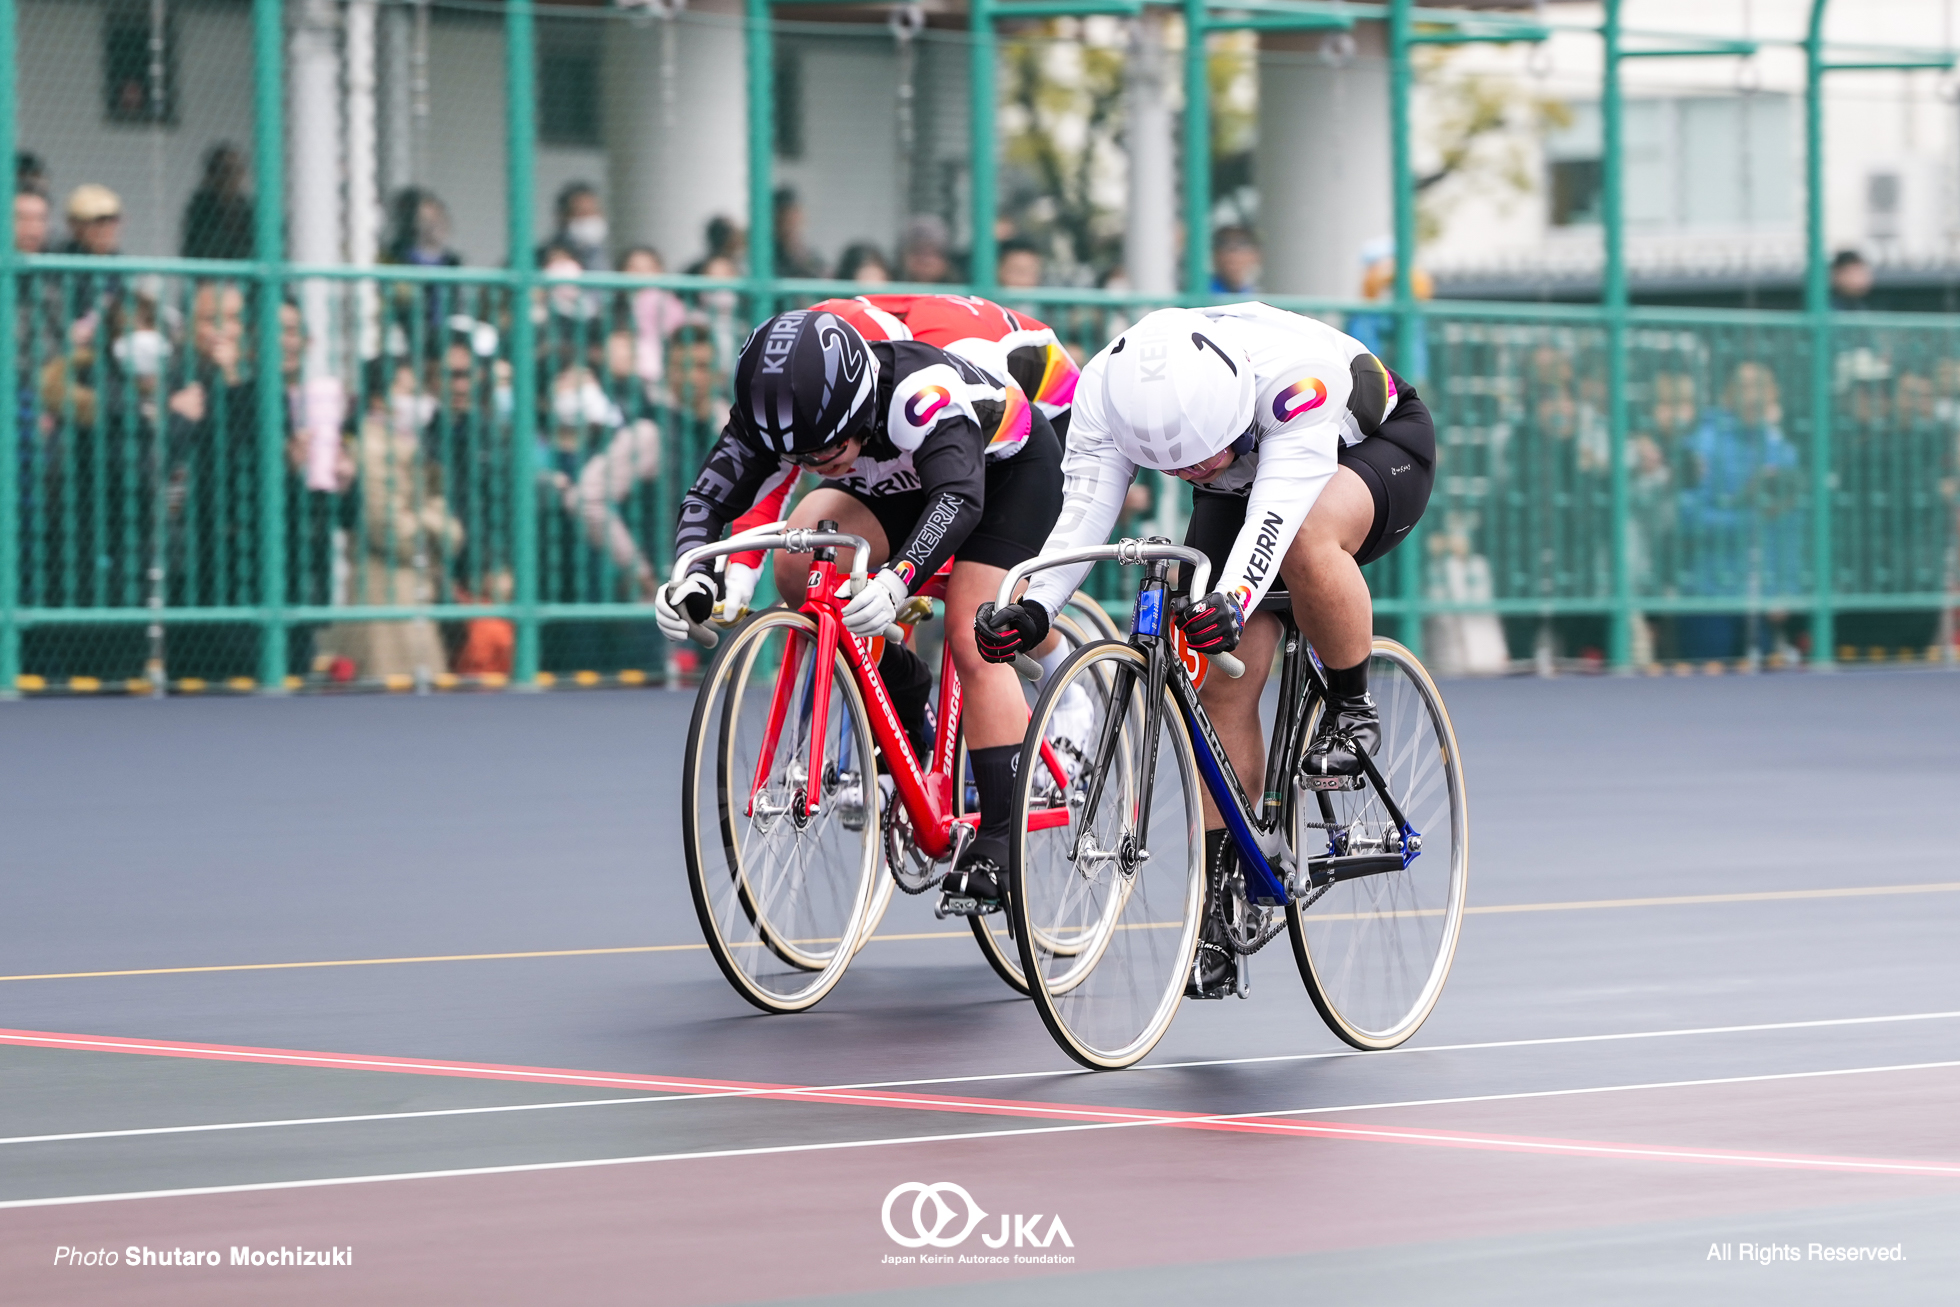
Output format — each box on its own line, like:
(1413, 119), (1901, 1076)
(776, 35), (902, 275)
(1256, 28), (1392, 299)
(17, 0), (256, 259)
(1419, 0), (1960, 281)
(602, 8), (748, 274)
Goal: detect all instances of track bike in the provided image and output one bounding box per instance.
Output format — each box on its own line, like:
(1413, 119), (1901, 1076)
(677, 521), (1119, 1012)
(998, 539), (1470, 1069)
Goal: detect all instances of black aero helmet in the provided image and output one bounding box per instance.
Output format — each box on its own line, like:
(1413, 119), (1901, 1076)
(732, 309), (878, 454)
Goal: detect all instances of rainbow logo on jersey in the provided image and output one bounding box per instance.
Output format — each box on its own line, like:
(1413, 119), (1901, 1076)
(1272, 377), (1328, 423)
(1032, 342), (1080, 409)
(985, 386), (1034, 454)
(904, 385), (953, 427)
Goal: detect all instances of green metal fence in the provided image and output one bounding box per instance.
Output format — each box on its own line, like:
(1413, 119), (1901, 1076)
(1, 0), (1956, 694)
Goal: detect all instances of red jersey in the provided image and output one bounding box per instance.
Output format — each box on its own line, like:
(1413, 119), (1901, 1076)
(725, 295), (1079, 561)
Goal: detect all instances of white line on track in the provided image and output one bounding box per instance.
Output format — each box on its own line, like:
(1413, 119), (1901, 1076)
(2, 1010), (1957, 1151)
(3, 1057), (1958, 1209)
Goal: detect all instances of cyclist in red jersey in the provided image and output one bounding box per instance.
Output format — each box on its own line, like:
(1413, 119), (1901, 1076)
(711, 294), (1079, 624)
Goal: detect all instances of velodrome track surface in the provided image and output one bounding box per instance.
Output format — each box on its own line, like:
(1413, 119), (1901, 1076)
(2, 670), (1957, 1304)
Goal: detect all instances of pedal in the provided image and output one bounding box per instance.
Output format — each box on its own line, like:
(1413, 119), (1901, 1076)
(934, 891), (1001, 919)
(1301, 772), (1367, 792)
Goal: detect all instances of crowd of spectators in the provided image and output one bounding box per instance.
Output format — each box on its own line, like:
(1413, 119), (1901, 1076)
(10, 137), (1952, 679)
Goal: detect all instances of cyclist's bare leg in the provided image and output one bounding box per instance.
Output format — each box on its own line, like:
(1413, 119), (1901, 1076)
(1196, 612), (1280, 830)
(1196, 465), (1375, 825)
(773, 488), (888, 606)
(1277, 466), (1375, 669)
(943, 559), (1026, 749)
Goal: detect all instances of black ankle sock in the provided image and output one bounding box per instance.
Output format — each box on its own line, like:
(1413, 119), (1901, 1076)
(969, 744), (1019, 864)
(1204, 828), (1228, 878)
(878, 642), (935, 758)
(1323, 657), (1370, 705)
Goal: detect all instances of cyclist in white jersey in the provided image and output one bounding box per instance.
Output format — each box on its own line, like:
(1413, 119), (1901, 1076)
(973, 303), (1435, 996)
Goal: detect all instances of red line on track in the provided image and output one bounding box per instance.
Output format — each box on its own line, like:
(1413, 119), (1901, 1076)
(8, 1027), (1959, 1181)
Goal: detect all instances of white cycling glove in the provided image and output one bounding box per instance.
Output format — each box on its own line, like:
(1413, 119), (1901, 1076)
(714, 562), (760, 626)
(656, 572), (719, 643)
(840, 568), (909, 637)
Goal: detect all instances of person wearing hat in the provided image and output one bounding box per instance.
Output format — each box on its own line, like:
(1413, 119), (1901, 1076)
(63, 184), (123, 255)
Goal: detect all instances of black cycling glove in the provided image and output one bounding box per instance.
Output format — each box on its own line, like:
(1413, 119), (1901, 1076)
(975, 600), (1051, 663)
(1180, 591), (1244, 654)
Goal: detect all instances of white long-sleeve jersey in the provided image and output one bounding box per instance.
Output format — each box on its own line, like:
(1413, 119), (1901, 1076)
(1023, 302), (1396, 618)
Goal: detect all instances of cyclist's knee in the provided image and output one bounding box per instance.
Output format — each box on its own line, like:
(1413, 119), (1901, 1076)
(773, 552), (807, 607)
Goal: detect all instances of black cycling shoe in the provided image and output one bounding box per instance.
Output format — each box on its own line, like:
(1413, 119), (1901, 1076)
(936, 834), (1006, 918)
(941, 858), (1002, 903)
(1301, 695), (1381, 788)
(1185, 920), (1238, 999)
(1184, 830), (1241, 999)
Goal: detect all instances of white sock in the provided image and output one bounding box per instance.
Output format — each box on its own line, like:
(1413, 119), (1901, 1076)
(1038, 643), (1069, 682)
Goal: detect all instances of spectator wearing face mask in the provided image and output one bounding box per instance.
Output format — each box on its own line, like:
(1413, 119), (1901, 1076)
(59, 184), (125, 345)
(615, 246), (688, 392)
(547, 181), (610, 272)
(561, 322), (723, 601)
(538, 241), (605, 355)
(316, 351), (464, 682)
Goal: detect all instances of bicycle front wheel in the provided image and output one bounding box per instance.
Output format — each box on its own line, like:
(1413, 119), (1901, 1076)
(965, 601), (1107, 995)
(1011, 641), (1203, 1069)
(1287, 639), (1468, 1049)
(683, 610), (881, 1013)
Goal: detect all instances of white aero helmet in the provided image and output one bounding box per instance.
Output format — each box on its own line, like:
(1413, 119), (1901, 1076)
(1095, 307), (1257, 470)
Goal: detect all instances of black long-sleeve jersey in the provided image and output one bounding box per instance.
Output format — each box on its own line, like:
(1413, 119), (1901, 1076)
(675, 339), (1035, 592)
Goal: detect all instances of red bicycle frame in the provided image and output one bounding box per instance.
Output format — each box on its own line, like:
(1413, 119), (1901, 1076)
(747, 549), (1073, 861)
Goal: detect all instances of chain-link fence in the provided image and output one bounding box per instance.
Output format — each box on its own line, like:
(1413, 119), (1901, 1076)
(4, 1), (1959, 694)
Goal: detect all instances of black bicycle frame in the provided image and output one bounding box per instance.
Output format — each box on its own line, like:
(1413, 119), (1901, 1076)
(1115, 584), (1419, 908)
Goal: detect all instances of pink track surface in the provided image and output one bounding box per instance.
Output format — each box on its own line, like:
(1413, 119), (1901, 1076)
(3, 1030), (1957, 1304)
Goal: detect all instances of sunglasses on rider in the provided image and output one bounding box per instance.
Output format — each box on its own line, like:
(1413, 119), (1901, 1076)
(788, 436), (854, 468)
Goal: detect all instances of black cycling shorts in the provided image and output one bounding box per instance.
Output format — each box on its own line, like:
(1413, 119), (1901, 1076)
(836, 409), (1064, 572)
(1182, 385), (1434, 594)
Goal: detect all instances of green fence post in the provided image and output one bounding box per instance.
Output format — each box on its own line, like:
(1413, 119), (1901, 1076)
(254, 0), (288, 691)
(1601, 0), (1631, 670)
(0, 0), (15, 695)
(1386, 0), (1422, 654)
(970, 0), (997, 292)
(1182, 0), (1209, 296)
(1805, 0), (1835, 669)
(507, 0), (541, 684)
(749, 0), (776, 293)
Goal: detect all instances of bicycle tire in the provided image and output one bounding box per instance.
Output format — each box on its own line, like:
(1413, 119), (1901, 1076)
(1011, 640), (1203, 1070)
(683, 610), (881, 1013)
(1286, 638), (1468, 1049)
(964, 604), (1105, 994)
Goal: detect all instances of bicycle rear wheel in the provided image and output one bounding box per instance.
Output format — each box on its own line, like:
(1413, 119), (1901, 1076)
(1011, 642), (1203, 1069)
(684, 610), (881, 1013)
(1287, 639), (1468, 1049)
(966, 602), (1107, 994)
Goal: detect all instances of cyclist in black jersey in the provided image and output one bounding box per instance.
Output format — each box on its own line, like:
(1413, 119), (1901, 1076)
(659, 308), (1063, 903)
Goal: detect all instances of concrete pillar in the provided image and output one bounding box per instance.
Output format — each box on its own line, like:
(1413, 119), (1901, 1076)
(345, 0), (378, 265)
(378, 1), (415, 200)
(289, 0), (342, 374)
(1254, 24), (1391, 298)
(602, 4), (749, 267)
(1126, 11), (1177, 295)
